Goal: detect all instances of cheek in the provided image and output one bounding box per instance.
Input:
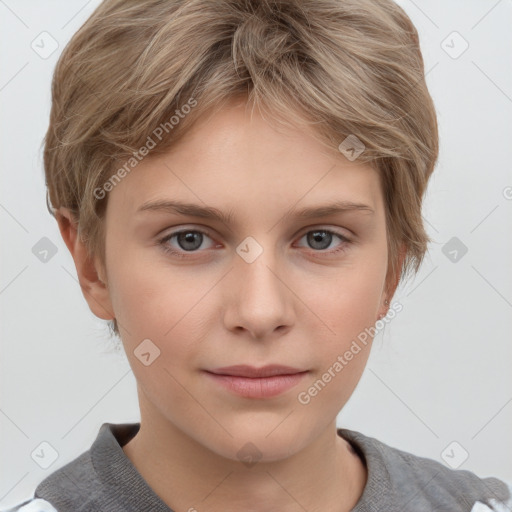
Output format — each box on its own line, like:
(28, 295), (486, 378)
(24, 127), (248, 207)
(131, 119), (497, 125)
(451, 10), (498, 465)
(106, 236), (198, 330)
(294, 252), (387, 410)
(106, 251), (216, 369)
(294, 265), (382, 415)
(304, 258), (387, 340)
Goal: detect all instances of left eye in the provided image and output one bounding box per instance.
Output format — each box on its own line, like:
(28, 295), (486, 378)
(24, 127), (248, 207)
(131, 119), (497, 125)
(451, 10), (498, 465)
(296, 229), (350, 252)
(158, 228), (351, 258)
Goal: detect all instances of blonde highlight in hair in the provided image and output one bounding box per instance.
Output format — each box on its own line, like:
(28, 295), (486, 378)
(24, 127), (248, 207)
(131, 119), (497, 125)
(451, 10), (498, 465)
(44, 0), (439, 337)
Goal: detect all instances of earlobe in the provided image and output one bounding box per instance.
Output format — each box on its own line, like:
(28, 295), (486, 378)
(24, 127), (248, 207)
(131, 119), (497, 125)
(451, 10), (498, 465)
(56, 207), (115, 321)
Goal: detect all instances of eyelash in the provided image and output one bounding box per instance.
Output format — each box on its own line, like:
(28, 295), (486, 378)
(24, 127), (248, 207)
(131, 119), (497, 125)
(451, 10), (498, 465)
(157, 227), (352, 260)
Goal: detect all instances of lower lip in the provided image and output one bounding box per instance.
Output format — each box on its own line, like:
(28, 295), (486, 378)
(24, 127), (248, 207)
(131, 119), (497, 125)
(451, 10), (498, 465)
(204, 371), (308, 399)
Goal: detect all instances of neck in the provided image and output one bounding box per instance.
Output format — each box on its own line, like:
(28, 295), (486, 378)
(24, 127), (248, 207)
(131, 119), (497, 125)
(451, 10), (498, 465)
(122, 408), (366, 512)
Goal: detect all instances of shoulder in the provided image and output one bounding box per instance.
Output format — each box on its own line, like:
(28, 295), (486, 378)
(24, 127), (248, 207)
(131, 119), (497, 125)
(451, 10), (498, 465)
(0, 498), (58, 512)
(2, 448), (105, 512)
(4, 423), (144, 512)
(1, 423), (134, 512)
(32, 448), (104, 509)
(0, 452), (94, 512)
(339, 428), (512, 511)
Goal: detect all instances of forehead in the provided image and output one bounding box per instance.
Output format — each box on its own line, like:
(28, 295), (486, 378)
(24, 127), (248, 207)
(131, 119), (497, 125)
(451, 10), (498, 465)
(105, 101), (383, 222)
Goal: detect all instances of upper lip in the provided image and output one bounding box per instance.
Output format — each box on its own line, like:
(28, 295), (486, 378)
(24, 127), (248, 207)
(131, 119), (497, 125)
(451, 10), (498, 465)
(206, 365), (308, 378)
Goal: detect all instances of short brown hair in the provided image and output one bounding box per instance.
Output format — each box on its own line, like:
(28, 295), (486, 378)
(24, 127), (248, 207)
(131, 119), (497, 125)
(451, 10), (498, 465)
(44, 0), (439, 337)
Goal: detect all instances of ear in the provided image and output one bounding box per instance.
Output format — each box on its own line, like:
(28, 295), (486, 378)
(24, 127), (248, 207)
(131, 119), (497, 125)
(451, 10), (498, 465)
(378, 243), (407, 319)
(56, 207), (115, 321)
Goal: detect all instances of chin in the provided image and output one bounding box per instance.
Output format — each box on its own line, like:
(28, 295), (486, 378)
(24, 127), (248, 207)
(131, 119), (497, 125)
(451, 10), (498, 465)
(204, 421), (310, 465)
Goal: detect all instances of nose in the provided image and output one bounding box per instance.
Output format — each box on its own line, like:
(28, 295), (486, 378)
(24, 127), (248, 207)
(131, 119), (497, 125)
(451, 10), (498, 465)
(222, 242), (295, 340)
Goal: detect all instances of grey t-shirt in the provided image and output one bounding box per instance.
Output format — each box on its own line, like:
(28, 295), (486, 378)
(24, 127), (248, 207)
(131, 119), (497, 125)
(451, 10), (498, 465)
(4, 422), (511, 512)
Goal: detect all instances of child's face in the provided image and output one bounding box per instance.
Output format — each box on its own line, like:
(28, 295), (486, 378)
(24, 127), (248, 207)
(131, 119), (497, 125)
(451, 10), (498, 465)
(100, 99), (389, 460)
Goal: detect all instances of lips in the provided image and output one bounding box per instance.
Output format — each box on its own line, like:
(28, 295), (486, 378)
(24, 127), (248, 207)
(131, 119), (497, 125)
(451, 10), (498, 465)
(206, 364), (307, 378)
(204, 365), (309, 398)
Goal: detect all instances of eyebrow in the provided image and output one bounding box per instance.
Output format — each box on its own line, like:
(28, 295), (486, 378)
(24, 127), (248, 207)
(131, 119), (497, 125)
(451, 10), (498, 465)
(136, 199), (374, 225)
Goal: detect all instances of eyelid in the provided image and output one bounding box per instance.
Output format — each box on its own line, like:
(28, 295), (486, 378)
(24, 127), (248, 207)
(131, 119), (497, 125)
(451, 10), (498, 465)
(296, 224), (352, 239)
(158, 224), (216, 240)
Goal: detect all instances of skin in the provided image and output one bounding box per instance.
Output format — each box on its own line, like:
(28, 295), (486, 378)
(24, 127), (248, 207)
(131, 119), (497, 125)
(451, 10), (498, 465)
(57, 98), (404, 512)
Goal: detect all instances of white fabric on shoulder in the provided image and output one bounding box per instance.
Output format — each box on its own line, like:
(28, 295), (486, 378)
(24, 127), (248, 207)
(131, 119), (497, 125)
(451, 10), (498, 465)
(471, 481), (512, 512)
(1, 499), (57, 512)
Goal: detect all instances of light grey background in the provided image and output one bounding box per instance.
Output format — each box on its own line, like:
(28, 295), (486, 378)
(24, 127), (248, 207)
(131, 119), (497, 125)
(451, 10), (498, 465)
(1, 0), (511, 507)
